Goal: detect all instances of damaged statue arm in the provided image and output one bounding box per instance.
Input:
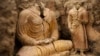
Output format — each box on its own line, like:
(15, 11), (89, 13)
(67, 12), (72, 29)
(44, 13), (59, 44)
(50, 17), (59, 41)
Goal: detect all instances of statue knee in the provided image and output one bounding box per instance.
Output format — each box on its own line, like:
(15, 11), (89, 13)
(53, 40), (73, 52)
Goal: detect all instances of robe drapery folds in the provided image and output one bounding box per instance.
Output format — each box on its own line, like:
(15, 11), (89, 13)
(17, 6), (73, 56)
(17, 6), (58, 45)
(67, 7), (88, 50)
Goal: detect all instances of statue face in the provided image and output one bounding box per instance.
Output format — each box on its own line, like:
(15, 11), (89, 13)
(75, 2), (81, 9)
(74, 1), (81, 9)
(73, 1), (84, 9)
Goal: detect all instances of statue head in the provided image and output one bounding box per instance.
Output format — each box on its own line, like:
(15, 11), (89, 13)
(73, 0), (86, 9)
(74, 1), (80, 9)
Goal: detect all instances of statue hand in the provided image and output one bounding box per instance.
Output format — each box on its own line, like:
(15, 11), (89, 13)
(35, 38), (53, 45)
(34, 40), (44, 45)
(44, 38), (53, 44)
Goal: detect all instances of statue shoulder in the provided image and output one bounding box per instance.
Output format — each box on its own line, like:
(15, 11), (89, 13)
(20, 9), (31, 16)
(79, 7), (88, 14)
(68, 8), (75, 15)
(18, 9), (32, 24)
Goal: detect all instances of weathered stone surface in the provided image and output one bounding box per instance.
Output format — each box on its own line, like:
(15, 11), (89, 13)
(87, 0), (100, 56)
(0, 0), (17, 56)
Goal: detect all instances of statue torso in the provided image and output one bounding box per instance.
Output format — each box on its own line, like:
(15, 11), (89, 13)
(21, 7), (53, 40)
(69, 7), (86, 29)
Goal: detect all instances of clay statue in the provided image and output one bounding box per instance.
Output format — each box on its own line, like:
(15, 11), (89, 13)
(16, 0), (72, 56)
(17, 3), (58, 46)
(67, 1), (88, 56)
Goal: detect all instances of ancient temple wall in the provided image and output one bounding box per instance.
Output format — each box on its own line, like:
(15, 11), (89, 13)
(0, 0), (100, 56)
